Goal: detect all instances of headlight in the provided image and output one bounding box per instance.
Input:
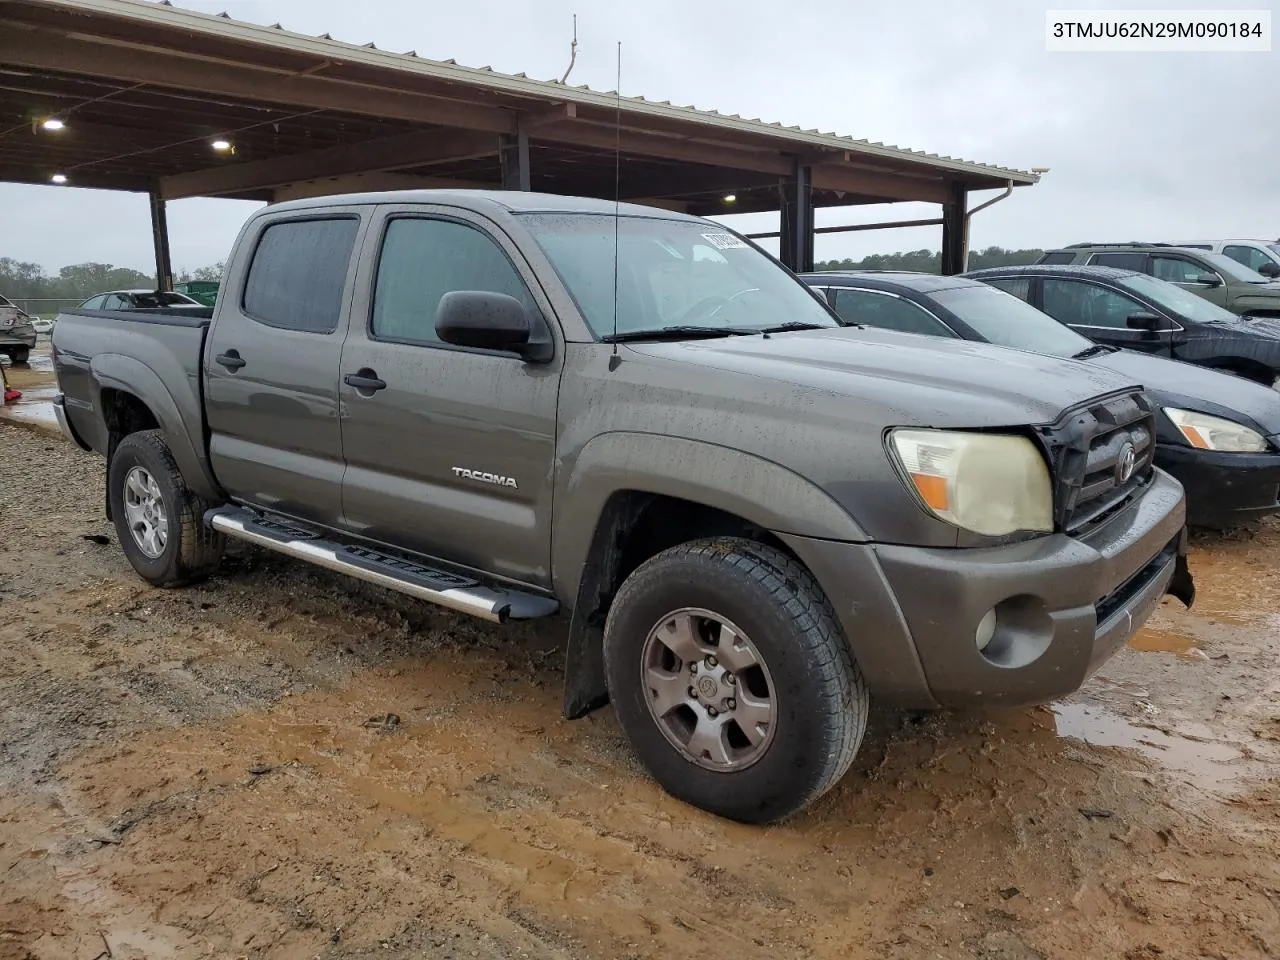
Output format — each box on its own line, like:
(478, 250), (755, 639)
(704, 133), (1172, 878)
(1164, 408), (1268, 453)
(888, 429), (1053, 536)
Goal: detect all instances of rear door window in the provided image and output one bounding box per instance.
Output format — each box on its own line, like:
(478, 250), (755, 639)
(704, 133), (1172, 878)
(242, 217), (360, 333)
(1087, 252), (1148, 270)
(1038, 252), (1076, 265)
(983, 277), (1032, 302)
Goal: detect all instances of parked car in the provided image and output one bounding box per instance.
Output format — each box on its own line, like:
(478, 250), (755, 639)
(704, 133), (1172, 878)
(0, 294), (36, 364)
(1172, 240), (1280, 279)
(78, 289), (208, 313)
(1036, 243), (1280, 318)
(31, 317), (54, 335)
(175, 280), (220, 307)
(803, 270), (1280, 528)
(51, 190), (1192, 823)
(961, 263), (1280, 387)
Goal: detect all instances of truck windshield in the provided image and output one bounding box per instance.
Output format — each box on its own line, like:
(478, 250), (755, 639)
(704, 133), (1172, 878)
(521, 213), (838, 339)
(1118, 275), (1242, 325)
(929, 284), (1093, 358)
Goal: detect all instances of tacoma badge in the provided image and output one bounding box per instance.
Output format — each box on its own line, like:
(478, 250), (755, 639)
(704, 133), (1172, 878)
(452, 467), (518, 489)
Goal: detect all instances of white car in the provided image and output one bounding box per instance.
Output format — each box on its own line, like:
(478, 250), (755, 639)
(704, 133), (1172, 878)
(1177, 239), (1280, 279)
(78, 289), (202, 310)
(30, 317), (54, 335)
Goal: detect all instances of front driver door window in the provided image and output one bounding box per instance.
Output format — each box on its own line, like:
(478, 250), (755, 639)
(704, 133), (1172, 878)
(1151, 255), (1229, 308)
(831, 288), (956, 337)
(1041, 279), (1170, 355)
(1224, 245), (1274, 274)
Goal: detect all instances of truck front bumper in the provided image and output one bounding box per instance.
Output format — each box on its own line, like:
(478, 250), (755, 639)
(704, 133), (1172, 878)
(780, 468), (1190, 709)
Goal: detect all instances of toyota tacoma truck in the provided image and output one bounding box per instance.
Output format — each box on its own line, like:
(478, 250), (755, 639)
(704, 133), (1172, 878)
(50, 190), (1194, 824)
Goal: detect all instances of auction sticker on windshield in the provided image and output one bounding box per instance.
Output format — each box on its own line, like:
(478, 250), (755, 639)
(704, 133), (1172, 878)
(701, 232), (748, 250)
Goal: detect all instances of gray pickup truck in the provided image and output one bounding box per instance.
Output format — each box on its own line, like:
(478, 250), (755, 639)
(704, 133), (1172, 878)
(51, 190), (1194, 823)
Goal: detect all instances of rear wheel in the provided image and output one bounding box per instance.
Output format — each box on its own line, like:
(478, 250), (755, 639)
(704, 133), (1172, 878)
(604, 538), (867, 823)
(8, 347), (28, 365)
(108, 430), (224, 586)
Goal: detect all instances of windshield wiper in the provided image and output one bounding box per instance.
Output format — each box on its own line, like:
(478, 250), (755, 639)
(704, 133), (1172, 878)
(601, 325), (757, 343)
(1072, 344), (1117, 359)
(757, 321), (832, 335)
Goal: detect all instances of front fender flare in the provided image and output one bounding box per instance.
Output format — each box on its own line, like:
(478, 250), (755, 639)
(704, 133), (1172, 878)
(552, 432), (868, 603)
(554, 433), (869, 719)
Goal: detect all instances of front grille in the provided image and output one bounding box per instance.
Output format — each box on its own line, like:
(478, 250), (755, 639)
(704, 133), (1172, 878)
(1039, 390), (1156, 536)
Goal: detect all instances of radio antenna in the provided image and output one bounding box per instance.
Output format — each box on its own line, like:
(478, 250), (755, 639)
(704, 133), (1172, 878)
(608, 40), (622, 368)
(559, 14), (578, 85)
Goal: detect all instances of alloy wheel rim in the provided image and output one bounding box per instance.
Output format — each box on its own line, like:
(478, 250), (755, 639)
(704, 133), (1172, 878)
(122, 466), (169, 559)
(639, 607), (777, 772)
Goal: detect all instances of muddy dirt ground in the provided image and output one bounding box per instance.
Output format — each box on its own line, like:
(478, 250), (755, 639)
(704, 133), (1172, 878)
(1, 348), (1277, 960)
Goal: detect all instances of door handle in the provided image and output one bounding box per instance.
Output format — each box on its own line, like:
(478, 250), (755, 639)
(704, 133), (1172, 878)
(344, 369), (387, 393)
(214, 350), (246, 371)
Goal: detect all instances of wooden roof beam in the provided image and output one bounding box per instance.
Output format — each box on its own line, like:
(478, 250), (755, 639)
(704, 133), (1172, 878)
(0, 25), (517, 134)
(810, 164), (953, 205)
(159, 127), (500, 199)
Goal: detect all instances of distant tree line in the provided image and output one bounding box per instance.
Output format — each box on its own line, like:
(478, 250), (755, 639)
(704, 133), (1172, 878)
(0, 258), (225, 302)
(814, 246), (1044, 274)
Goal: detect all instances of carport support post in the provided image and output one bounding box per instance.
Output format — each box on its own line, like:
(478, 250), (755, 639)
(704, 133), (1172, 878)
(499, 125), (531, 191)
(777, 162), (814, 273)
(149, 188), (173, 291)
(940, 181), (968, 275)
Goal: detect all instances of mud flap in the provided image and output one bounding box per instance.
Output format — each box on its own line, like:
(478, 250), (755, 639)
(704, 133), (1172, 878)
(1166, 527), (1195, 609)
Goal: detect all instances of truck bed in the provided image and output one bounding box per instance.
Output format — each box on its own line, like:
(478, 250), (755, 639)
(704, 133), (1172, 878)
(51, 308), (218, 497)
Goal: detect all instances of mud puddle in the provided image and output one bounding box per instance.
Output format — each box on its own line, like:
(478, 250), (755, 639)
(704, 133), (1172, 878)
(1051, 701), (1258, 794)
(1127, 625), (1204, 658)
(0, 342), (58, 432)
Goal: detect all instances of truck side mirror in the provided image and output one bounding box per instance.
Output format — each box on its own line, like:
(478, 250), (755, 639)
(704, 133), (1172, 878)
(1126, 312), (1166, 332)
(1258, 262), (1280, 279)
(1195, 273), (1222, 287)
(436, 291), (533, 355)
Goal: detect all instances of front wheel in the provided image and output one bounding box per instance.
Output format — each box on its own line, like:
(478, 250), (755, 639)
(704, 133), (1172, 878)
(108, 430), (224, 587)
(604, 538), (868, 823)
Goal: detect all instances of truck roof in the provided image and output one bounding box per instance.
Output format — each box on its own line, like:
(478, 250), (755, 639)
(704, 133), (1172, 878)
(262, 189), (704, 221)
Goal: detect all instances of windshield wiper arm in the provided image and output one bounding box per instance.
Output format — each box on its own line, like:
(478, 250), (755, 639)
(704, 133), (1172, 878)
(1072, 344), (1117, 359)
(756, 321), (831, 334)
(601, 325), (757, 343)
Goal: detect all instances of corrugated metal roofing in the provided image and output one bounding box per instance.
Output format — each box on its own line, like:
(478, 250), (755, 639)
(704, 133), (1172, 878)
(50, 0), (1037, 186)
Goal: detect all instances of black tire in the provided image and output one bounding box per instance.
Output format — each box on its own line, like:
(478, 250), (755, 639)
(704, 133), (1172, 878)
(603, 538), (867, 824)
(108, 429), (224, 587)
(9, 347), (28, 365)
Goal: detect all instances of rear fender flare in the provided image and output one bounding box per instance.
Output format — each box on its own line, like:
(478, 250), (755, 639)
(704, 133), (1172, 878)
(90, 354), (221, 501)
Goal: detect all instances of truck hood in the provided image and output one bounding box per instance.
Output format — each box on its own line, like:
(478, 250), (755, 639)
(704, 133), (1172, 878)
(1091, 348), (1280, 437)
(627, 326), (1140, 428)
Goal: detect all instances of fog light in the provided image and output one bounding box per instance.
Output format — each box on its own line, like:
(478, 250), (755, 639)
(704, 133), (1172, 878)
(975, 608), (997, 651)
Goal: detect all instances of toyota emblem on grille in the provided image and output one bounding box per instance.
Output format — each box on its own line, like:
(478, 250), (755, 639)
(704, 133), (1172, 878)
(1116, 441), (1137, 483)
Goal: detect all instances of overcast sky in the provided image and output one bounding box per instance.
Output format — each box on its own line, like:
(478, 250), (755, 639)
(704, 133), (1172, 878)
(2, 0), (1277, 275)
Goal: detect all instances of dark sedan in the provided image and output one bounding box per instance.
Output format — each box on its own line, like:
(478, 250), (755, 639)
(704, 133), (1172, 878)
(963, 264), (1280, 387)
(800, 270), (1280, 528)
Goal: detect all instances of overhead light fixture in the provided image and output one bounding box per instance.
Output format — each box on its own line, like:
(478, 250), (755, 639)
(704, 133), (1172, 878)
(211, 139), (233, 152)
(41, 117), (65, 131)
(50, 173), (68, 184)
(723, 193), (737, 203)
